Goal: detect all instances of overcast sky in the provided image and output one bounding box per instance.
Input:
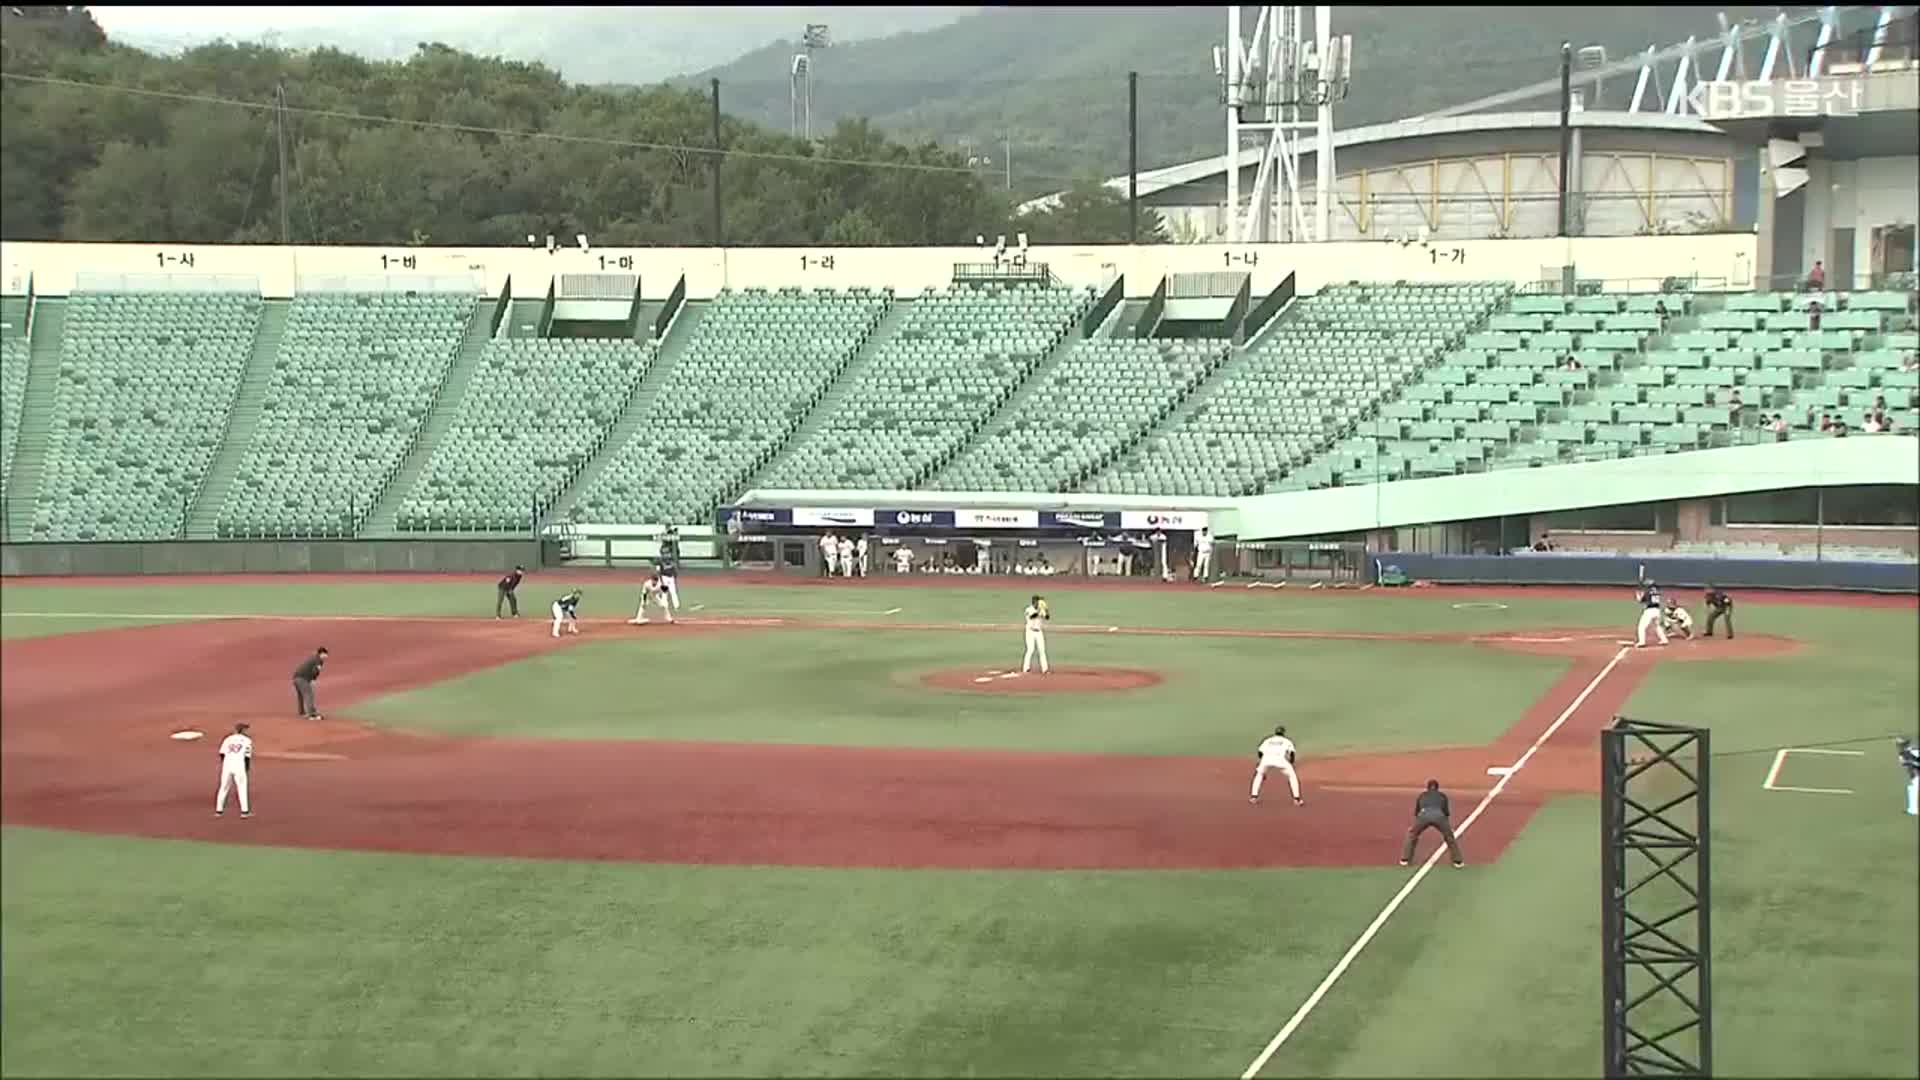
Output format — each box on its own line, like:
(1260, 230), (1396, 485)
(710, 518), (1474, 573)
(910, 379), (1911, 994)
(87, 6), (976, 36)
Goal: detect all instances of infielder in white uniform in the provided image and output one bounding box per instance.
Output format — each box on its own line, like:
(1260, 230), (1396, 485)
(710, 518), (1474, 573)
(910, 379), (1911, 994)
(627, 574), (675, 625)
(214, 722), (254, 817)
(1249, 724), (1304, 805)
(1022, 594), (1051, 675)
(837, 536), (856, 578)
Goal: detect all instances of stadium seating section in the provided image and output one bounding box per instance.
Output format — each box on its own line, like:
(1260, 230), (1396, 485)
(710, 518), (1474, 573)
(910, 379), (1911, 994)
(573, 287), (890, 524)
(217, 293), (470, 537)
(930, 338), (1228, 493)
(1, 335), (27, 493)
(758, 282), (1091, 490)
(31, 292), (260, 541)
(1363, 288), (1920, 483)
(397, 337), (655, 531)
(0, 279), (1912, 538)
(1085, 283), (1509, 497)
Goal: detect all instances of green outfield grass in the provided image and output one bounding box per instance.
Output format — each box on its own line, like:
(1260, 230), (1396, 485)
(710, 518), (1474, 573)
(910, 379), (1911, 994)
(1, 827), (1410, 1078)
(352, 630), (1562, 753)
(3, 579), (1916, 1077)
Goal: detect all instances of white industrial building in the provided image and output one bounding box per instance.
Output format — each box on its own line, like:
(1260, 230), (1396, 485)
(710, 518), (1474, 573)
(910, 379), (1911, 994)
(1025, 4), (1913, 259)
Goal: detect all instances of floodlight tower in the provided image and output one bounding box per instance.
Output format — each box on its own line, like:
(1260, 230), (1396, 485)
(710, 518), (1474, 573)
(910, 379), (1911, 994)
(1218, 6), (1352, 242)
(789, 22), (831, 141)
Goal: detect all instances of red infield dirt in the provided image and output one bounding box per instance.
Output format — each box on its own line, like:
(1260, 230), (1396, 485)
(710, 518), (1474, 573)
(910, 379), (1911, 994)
(919, 666), (1164, 694)
(3, 610), (1709, 871)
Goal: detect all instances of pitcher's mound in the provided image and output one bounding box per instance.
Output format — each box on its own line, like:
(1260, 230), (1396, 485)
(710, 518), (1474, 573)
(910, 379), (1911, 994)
(919, 666), (1163, 694)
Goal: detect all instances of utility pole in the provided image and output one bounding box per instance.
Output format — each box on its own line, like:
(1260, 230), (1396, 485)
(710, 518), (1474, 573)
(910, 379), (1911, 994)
(1128, 71), (1140, 245)
(1557, 41), (1573, 238)
(274, 81), (291, 246)
(710, 78), (724, 247)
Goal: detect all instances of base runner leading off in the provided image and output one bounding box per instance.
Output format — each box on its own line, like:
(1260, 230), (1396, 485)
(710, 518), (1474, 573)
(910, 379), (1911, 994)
(214, 722), (253, 817)
(1250, 724), (1304, 805)
(1022, 595), (1050, 674)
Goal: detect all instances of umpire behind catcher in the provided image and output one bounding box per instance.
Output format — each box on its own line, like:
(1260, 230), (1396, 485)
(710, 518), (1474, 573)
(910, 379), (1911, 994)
(1400, 779), (1466, 868)
(496, 565), (526, 618)
(292, 647), (328, 720)
(1703, 585), (1734, 639)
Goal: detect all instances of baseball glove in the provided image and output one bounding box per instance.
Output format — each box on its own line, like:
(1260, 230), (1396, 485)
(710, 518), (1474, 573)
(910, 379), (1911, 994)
(1037, 600), (1050, 616)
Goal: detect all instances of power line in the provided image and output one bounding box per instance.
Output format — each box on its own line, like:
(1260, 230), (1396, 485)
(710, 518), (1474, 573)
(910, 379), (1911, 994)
(0, 69), (1091, 186)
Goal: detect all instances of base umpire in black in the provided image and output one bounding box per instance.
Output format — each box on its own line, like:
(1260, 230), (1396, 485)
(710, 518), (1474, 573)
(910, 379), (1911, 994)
(292, 646), (328, 720)
(1703, 585), (1734, 639)
(1400, 779), (1466, 867)
(496, 565), (526, 618)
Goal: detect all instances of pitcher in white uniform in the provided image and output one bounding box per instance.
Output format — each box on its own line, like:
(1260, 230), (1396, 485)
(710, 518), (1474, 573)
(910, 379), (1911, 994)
(1022, 595), (1050, 675)
(1249, 724), (1303, 805)
(214, 722), (254, 818)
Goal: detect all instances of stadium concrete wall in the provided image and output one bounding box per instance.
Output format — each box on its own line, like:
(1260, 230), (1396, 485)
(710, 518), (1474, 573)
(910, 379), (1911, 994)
(0, 234), (1756, 301)
(0, 538), (542, 577)
(1230, 437), (1920, 540)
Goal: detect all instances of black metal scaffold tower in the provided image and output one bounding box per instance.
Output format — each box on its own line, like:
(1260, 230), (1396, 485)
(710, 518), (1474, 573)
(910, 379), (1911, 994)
(1601, 716), (1713, 1078)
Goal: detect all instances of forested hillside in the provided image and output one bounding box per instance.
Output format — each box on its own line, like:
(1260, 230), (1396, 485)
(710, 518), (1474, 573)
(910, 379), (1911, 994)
(1, 6), (1151, 246)
(692, 6), (1787, 197)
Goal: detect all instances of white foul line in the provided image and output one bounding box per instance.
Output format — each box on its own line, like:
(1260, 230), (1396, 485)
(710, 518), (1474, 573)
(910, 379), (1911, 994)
(1238, 645), (1631, 1079)
(1762, 747), (1865, 795)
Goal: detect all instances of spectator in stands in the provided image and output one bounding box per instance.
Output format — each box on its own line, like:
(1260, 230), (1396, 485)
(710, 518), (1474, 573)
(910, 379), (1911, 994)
(1806, 260), (1826, 291)
(1727, 388), (1745, 425)
(1833, 419), (1850, 438)
(1808, 298), (1824, 330)
(1819, 411), (1835, 433)
(1769, 414), (1789, 440)
(1531, 534), (1556, 552)
(1654, 300), (1671, 330)
(1875, 394), (1888, 413)
(1562, 354), (1582, 371)
(1864, 413), (1884, 434)
(1902, 352), (1918, 372)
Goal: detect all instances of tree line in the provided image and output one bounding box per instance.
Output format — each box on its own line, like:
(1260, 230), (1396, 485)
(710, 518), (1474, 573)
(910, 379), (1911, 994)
(0, 6), (1167, 248)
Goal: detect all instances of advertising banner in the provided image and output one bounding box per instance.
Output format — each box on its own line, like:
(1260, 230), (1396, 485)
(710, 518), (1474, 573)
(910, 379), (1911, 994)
(877, 508), (957, 529)
(954, 508), (1039, 530)
(1041, 510), (1120, 530)
(791, 507), (876, 528)
(1119, 510), (1208, 531)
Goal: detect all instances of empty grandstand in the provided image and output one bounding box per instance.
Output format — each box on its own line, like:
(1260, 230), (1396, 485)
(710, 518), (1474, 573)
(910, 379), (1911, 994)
(397, 336), (655, 532)
(215, 292), (473, 538)
(569, 286), (892, 525)
(755, 282), (1093, 491)
(929, 337), (1230, 493)
(1082, 282), (1509, 497)
(28, 291), (261, 541)
(0, 234), (1912, 576)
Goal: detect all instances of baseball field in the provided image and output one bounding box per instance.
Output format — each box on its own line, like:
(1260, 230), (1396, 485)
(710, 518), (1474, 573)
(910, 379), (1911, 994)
(1, 572), (1915, 1077)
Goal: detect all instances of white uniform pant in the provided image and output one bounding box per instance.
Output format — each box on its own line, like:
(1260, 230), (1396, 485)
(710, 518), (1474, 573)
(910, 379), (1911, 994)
(1666, 610), (1693, 638)
(1194, 547), (1212, 580)
(1907, 775), (1918, 816)
(632, 590), (674, 623)
(551, 602), (579, 637)
(661, 574), (680, 610)
(1023, 628), (1049, 673)
(216, 765), (250, 813)
(1635, 607), (1669, 646)
(1251, 759), (1300, 800)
